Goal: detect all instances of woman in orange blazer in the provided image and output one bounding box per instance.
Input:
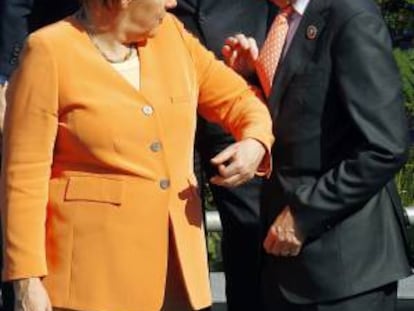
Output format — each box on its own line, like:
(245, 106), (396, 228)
(1, 0), (274, 310)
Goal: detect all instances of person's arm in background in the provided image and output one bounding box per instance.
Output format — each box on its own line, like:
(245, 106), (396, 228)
(0, 0), (35, 131)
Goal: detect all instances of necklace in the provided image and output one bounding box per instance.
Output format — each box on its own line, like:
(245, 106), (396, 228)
(89, 34), (135, 64)
(74, 8), (135, 64)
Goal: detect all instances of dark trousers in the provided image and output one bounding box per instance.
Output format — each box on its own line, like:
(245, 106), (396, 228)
(195, 119), (263, 311)
(1, 282), (14, 311)
(209, 177), (262, 311)
(262, 282), (398, 311)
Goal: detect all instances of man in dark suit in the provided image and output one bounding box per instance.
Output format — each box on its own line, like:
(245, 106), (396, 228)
(224, 0), (413, 310)
(171, 2), (275, 310)
(0, 1), (78, 309)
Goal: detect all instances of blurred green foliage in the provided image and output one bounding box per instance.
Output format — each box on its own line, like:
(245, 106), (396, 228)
(397, 147), (414, 207)
(203, 184), (224, 271)
(394, 49), (414, 115)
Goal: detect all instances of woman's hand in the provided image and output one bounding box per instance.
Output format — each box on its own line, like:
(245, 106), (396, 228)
(13, 278), (52, 311)
(221, 34), (259, 78)
(210, 138), (266, 187)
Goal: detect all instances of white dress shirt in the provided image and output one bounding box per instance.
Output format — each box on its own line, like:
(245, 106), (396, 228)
(283, 0), (311, 58)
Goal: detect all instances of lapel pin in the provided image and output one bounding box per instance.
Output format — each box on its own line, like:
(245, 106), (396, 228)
(306, 25), (318, 40)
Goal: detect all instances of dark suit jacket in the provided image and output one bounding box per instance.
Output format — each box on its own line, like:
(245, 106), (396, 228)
(172, 0), (274, 60)
(0, 0), (78, 78)
(262, 0), (412, 304)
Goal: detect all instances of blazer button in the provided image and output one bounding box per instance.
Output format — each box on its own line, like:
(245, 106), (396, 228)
(150, 141), (162, 152)
(160, 179), (170, 190)
(142, 105), (154, 116)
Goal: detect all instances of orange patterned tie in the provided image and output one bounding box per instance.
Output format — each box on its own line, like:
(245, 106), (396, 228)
(256, 6), (294, 97)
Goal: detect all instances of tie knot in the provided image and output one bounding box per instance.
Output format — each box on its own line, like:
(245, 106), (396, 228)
(280, 5), (294, 17)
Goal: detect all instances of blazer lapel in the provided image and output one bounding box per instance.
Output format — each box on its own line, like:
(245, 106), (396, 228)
(267, 0), (329, 118)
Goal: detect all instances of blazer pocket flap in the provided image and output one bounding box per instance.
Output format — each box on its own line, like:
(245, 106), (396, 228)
(65, 176), (123, 205)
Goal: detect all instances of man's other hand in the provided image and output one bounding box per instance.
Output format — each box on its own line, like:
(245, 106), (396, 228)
(210, 138), (265, 187)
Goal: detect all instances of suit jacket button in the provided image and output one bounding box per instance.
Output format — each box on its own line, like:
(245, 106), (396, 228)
(150, 141), (162, 152)
(160, 179), (170, 190)
(142, 105), (154, 116)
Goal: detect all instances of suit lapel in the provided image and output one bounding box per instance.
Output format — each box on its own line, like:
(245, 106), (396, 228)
(267, 0), (329, 118)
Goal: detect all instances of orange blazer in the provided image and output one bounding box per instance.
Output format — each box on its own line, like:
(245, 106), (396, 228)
(1, 14), (274, 311)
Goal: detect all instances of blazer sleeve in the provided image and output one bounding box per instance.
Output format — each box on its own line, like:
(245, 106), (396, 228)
(0, 0), (34, 78)
(291, 11), (409, 238)
(1, 34), (58, 280)
(170, 16), (275, 161)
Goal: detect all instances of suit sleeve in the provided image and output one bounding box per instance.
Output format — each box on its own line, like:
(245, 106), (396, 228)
(171, 0), (204, 42)
(170, 16), (274, 160)
(0, 0), (34, 77)
(291, 11), (409, 238)
(1, 34), (58, 280)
